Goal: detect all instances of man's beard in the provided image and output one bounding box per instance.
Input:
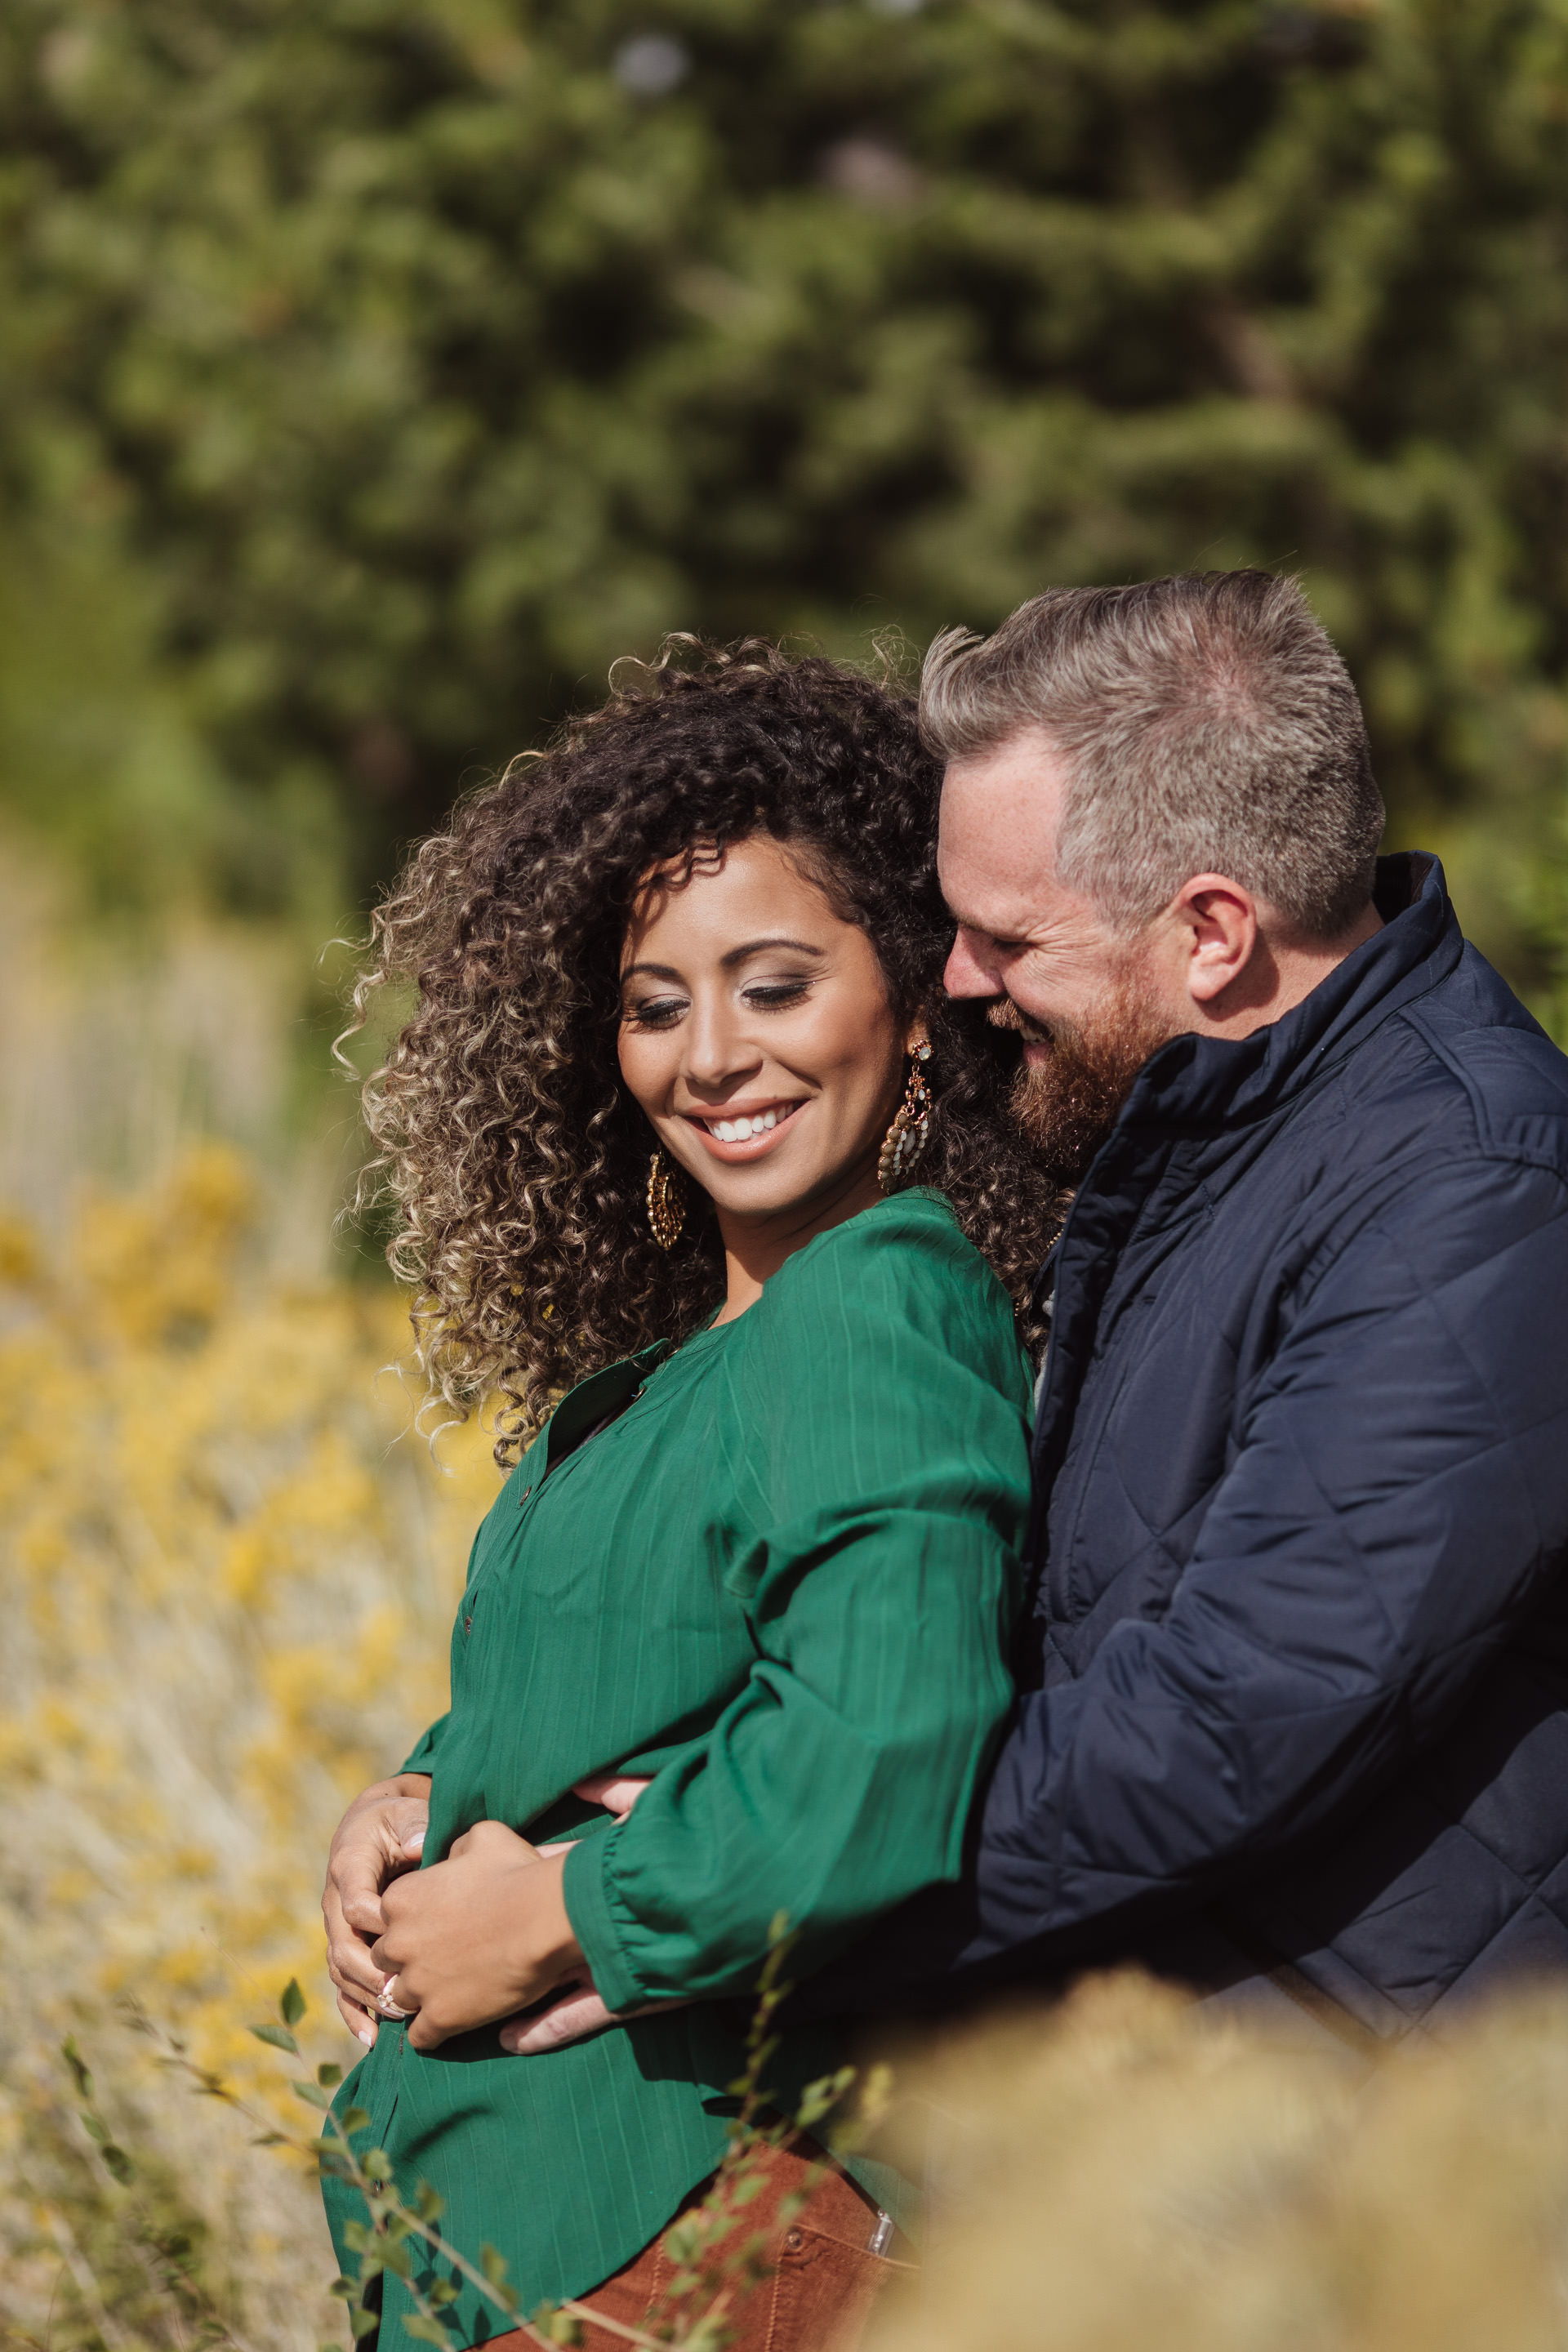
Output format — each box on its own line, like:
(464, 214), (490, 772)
(991, 969), (1171, 1182)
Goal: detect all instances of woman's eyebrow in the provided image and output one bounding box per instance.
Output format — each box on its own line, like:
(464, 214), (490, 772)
(719, 937), (826, 967)
(620, 938), (826, 987)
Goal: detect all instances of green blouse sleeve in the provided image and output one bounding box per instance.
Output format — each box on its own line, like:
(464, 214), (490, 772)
(563, 1194), (1032, 2009)
(398, 1713), (448, 1776)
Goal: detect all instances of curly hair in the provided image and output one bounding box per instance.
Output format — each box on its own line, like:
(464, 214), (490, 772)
(348, 640), (1066, 1464)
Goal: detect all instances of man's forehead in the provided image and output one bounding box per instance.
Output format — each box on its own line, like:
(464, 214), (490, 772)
(938, 727), (1067, 911)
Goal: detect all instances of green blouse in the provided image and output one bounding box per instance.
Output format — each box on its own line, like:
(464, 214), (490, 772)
(325, 1191), (1031, 2347)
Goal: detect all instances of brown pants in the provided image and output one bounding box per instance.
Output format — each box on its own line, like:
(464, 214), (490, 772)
(480, 2139), (910, 2352)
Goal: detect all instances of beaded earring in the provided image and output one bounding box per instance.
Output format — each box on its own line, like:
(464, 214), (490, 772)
(646, 1148), (687, 1250)
(877, 1042), (933, 1194)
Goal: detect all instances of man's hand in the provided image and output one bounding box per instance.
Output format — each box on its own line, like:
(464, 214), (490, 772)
(323, 1773), (432, 2045)
(371, 1821), (584, 2052)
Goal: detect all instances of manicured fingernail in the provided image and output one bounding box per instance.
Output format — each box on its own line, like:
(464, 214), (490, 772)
(358, 2027), (374, 2047)
(406, 1830), (425, 1855)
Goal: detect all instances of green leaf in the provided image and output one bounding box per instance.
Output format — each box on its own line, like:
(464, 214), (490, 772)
(280, 1978), (308, 2028)
(292, 2081), (332, 2110)
(415, 2182), (445, 2223)
(730, 2172), (767, 2206)
(60, 2038), (93, 2102)
(82, 2114), (109, 2145)
(426, 2280), (458, 2308)
(361, 2149), (394, 2185)
(249, 2023), (300, 2055)
(479, 2245), (510, 2287)
(339, 2105), (373, 2135)
(327, 2279), (360, 2301)
(342, 2223), (371, 2255)
(100, 2145), (136, 2185)
(317, 2061), (344, 2091)
(381, 2238), (412, 2281)
(795, 2065), (854, 2128)
(349, 2303), (381, 2338)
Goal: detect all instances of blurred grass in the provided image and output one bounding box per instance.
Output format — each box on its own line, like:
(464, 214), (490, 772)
(867, 1969), (1568, 2352)
(0, 1138), (500, 2350)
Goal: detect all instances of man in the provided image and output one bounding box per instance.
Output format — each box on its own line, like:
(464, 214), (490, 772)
(902, 568), (1568, 2038)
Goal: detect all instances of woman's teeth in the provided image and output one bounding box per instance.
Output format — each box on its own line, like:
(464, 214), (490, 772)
(708, 1110), (781, 1142)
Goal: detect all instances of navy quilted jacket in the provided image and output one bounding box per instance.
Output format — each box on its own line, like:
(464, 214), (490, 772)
(960, 849), (1568, 2037)
(811, 851), (1568, 2041)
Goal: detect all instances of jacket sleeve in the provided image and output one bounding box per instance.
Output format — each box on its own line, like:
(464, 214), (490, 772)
(965, 1150), (1568, 1967)
(562, 1208), (1031, 2007)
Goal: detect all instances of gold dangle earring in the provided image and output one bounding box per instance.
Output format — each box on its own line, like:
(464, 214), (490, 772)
(646, 1147), (687, 1250)
(877, 1041), (933, 1194)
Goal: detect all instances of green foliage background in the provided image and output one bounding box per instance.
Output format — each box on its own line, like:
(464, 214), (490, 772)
(3, 0), (1568, 1009)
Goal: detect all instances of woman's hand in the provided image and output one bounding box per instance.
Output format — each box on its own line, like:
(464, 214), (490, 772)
(498, 1771), (675, 2055)
(371, 1821), (585, 2053)
(323, 1774), (432, 2046)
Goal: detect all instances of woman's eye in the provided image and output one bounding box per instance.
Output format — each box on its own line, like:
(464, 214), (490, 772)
(743, 981), (811, 1010)
(626, 996), (686, 1028)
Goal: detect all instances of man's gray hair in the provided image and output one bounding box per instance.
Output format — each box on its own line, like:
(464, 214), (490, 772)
(921, 570), (1385, 939)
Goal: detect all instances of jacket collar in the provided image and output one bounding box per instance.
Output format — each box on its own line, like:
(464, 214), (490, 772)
(1114, 851), (1462, 1139)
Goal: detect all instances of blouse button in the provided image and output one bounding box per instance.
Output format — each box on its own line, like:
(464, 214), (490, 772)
(784, 2229), (804, 2253)
(463, 1615), (472, 1634)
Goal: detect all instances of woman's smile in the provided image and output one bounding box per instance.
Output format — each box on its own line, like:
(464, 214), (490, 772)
(683, 1097), (808, 1158)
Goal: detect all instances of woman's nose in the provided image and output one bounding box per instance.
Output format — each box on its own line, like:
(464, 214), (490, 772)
(683, 999), (762, 1090)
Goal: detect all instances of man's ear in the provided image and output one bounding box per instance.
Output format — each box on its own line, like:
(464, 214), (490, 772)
(1172, 875), (1260, 1007)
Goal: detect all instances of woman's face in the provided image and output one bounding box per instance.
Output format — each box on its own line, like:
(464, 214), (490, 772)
(617, 835), (919, 1239)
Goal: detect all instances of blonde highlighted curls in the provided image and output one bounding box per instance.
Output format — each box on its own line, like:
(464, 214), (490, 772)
(346, 639), (1065, 1466)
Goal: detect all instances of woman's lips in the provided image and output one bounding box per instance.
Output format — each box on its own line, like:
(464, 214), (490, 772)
(683, 1099), (806, 1160)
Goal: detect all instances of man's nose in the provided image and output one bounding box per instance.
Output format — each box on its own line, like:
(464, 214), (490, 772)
(944, 928), (1002, 1000)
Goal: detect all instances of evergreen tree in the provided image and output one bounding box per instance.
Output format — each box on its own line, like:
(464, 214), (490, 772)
(2, 0), (1566, 1002)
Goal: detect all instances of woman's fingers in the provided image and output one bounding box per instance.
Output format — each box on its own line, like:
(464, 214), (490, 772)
(324, 1923), (383, 2045)
(323, 1870), (399, 2047)
(333, 1983), (378, 2046)
(325, 1882), (390, 1998)
(322, 1776), (434, 2045)
(446, 1819), (541, 1864)
(332, 1801), (430, 1936)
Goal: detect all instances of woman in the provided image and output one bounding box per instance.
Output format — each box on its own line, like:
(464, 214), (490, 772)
(322, 644), (1061, 2352)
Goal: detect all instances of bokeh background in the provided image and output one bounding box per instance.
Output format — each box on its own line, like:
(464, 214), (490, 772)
(5, 2), (1568, 2346)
